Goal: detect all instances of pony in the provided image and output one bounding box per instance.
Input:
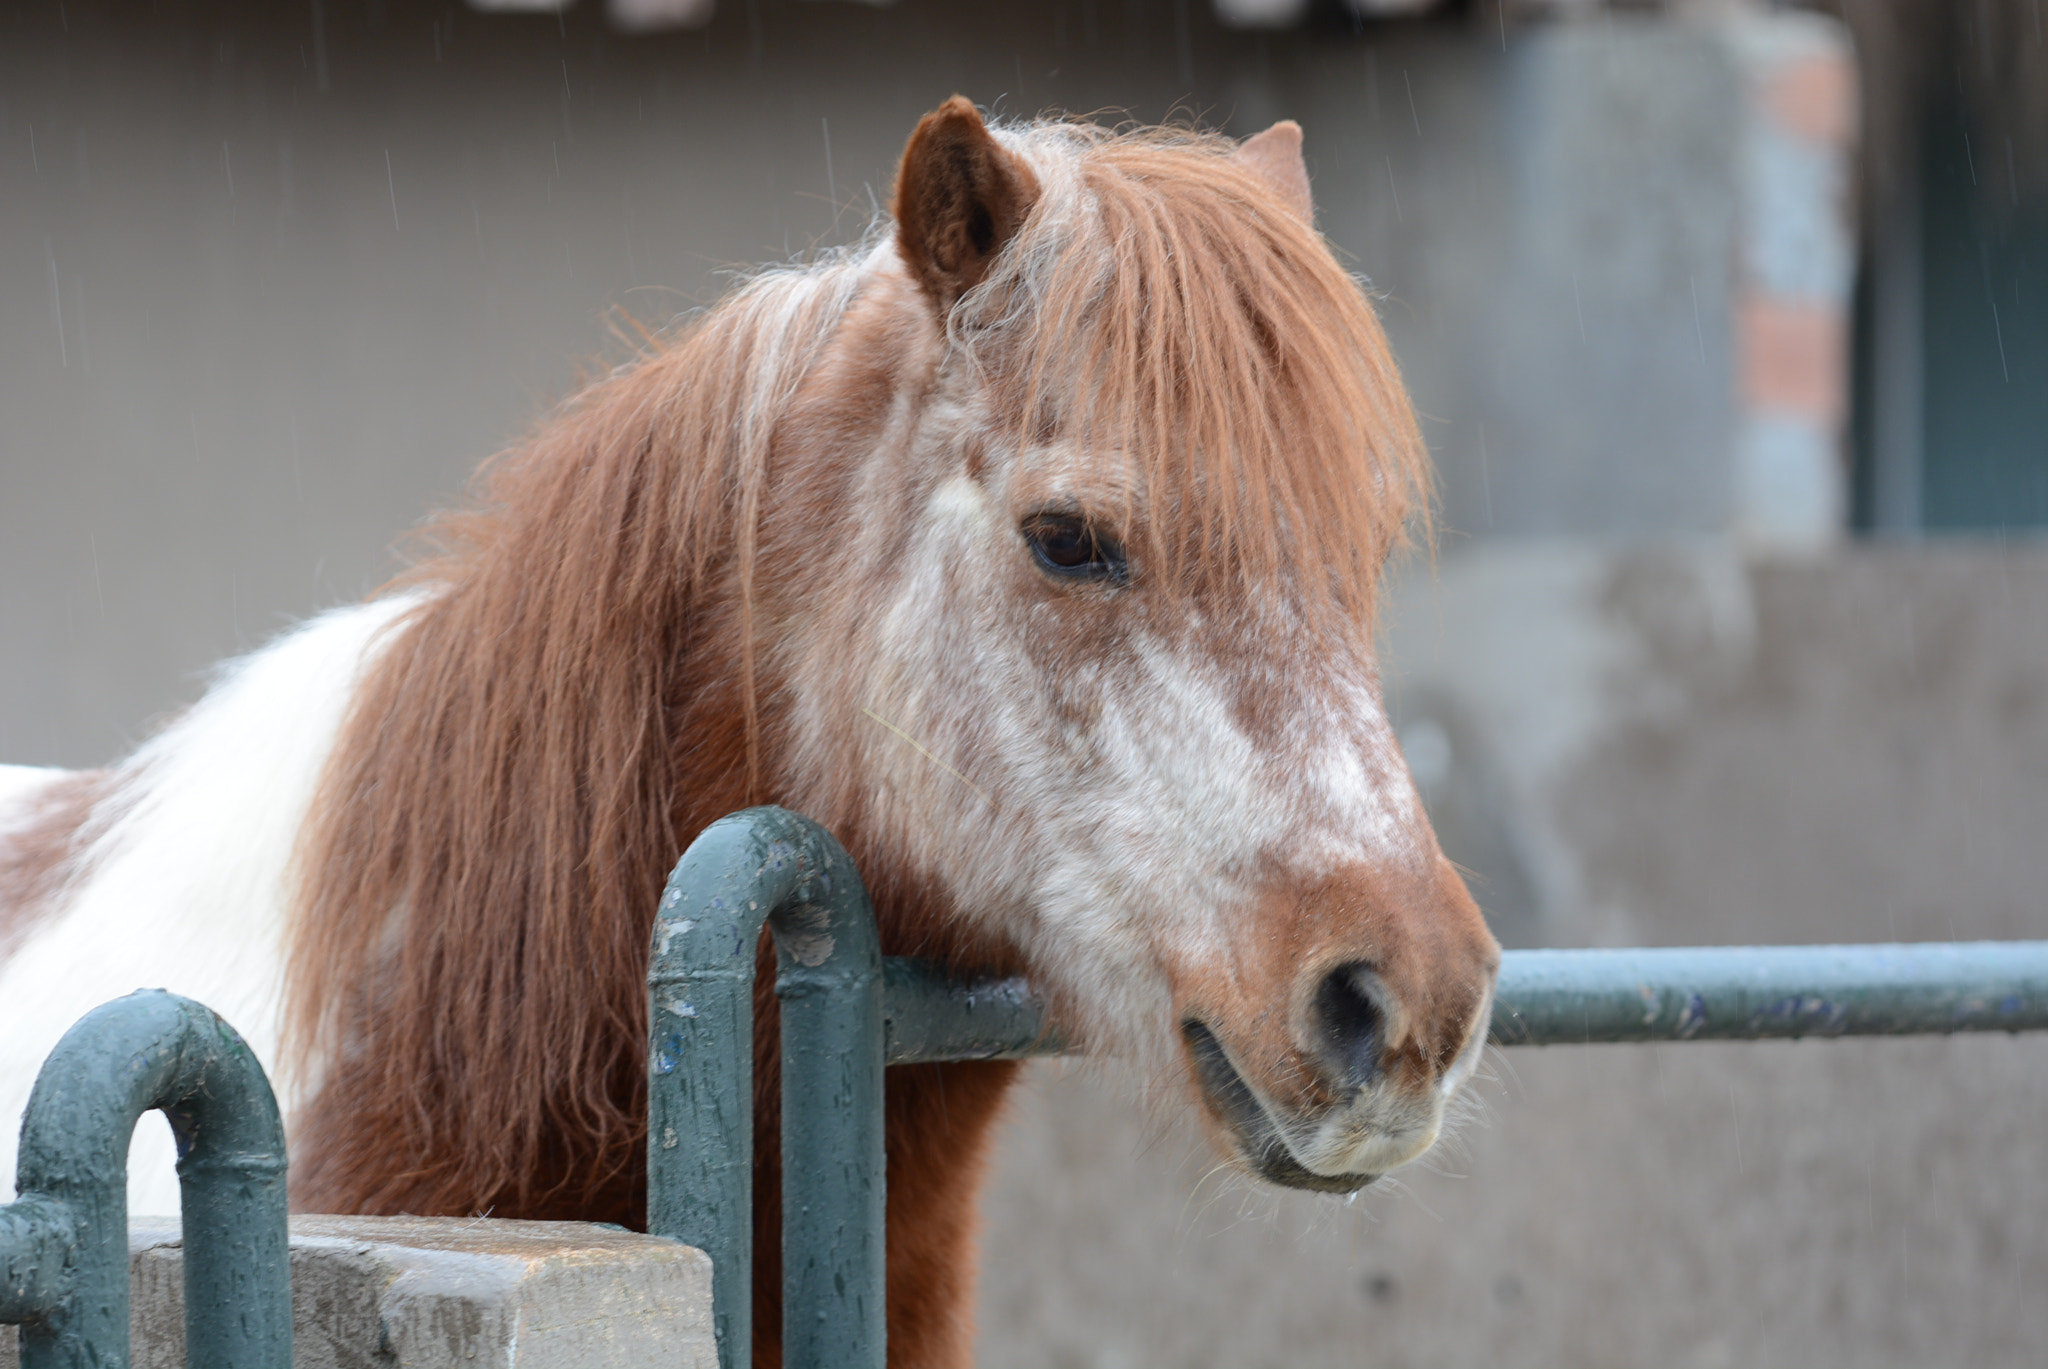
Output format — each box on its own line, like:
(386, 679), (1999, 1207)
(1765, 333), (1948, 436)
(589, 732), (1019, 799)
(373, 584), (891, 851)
(0, 99), (1500, 1368)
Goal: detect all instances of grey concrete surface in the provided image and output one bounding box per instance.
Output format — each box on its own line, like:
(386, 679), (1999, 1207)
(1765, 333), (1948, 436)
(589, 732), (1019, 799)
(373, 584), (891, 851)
(980, 1034), (2045, 1369)
(0, 1216), (714, 1369)
(1382, 543), (2048, 951)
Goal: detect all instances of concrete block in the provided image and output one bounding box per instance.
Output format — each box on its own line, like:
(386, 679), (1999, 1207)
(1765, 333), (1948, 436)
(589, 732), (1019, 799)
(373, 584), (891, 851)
(2, 1216), (714, 1369)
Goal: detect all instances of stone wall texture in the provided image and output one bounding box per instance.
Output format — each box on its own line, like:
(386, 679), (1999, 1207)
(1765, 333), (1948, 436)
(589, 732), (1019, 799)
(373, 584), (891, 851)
(1, 1217), (714, 1369)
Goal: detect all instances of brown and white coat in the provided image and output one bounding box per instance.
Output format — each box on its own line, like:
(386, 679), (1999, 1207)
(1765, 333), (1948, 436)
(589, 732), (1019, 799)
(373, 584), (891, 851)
(0, 101), (1498, 1369)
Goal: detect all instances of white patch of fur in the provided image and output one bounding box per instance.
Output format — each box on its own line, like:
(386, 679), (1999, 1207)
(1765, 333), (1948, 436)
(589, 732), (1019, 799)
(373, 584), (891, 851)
(1012, 641), (1425, 1060)
(0, 765), (68, 822)
(0, 595), (420, 1212)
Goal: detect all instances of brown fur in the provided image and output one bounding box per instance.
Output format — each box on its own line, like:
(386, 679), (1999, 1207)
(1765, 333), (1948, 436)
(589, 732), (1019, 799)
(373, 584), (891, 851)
(894, 96), (1043, 309)
(1195, 859), (1495, 1119)
(284, 102), (1449, 1369)
(0, 771), (110, 962)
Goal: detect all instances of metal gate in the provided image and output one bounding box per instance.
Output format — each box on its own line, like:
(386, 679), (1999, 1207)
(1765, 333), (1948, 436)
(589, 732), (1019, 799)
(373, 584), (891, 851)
(646, 806), (2048, 1369)
(0, 992), (292, 1369)
(5, 803), (2045, 1368)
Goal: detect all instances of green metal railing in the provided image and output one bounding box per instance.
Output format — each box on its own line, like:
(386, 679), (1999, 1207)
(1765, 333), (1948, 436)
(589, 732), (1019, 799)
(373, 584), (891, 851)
(1491, 941), (2048, 1043)
(0, 991), (292, 1369)
(648, 806), (2048, 1369)
(5, 810), (2043, 1369)
(643, 809), (1066, 1369)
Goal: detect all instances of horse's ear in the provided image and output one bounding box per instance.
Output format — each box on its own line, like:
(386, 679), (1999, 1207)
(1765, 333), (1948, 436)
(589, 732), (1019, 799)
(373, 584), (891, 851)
(893, 96), (1041, 310)
(1236, 120), (1314, 223)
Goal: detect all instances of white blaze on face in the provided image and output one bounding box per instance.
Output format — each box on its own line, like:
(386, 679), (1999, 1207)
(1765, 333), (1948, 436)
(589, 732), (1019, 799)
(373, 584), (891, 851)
(793, 441), (1436, 1071)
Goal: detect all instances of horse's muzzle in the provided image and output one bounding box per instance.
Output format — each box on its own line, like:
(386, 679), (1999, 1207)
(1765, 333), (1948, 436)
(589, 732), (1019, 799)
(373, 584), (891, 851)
(1180, 967), (1494, 1193)
(1170, 858), (1501, 1190)
(1182, 1019), (1384, 1193)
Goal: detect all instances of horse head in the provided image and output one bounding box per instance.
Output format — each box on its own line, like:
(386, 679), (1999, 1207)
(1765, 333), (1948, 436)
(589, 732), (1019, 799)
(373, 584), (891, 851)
(283, 103), (1500, 1309)
(768, 99), (1501, 1194)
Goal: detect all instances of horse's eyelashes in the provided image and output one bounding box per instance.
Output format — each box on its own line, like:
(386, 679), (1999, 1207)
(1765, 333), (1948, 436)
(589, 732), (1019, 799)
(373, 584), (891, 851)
(1022, 515), (1128, 585)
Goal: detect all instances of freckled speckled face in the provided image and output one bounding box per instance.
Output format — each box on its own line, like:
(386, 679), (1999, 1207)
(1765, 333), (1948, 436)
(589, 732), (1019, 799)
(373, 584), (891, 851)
(777, 114), (1500, 1194)
(779, 370), (1498, 1193)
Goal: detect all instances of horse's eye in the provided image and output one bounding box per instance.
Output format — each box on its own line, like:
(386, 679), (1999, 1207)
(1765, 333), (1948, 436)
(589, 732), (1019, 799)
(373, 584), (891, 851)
(1022, 514), (1127, 584)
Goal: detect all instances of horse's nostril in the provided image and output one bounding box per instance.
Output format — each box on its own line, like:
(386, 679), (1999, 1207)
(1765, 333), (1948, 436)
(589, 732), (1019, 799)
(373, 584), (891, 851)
(1313, 963), (1385, 1090)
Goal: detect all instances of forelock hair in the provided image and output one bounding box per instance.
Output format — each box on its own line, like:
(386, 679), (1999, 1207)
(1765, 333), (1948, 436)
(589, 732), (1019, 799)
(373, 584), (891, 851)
(960, 119), (1430, 627)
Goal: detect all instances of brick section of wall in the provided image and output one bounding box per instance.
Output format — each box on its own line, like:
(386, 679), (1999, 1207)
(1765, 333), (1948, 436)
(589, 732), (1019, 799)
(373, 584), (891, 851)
(1728, 15), (1859, 546)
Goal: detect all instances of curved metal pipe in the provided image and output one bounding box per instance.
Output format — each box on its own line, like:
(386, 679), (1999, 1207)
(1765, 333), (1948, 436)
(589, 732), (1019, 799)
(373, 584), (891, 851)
(646, 806), (885, 1369)
(0, 990), (290, 1369)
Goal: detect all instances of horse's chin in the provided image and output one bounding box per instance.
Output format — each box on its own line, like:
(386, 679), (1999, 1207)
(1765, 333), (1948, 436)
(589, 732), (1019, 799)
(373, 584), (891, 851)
(1247, 1147), (1382, 1195)
(1180, 1019), (1392, 1195)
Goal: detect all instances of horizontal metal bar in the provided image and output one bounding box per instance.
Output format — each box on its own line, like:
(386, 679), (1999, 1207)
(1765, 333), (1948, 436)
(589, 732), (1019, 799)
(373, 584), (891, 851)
(883, 960), (1066, 1064)
(882, 942), (2048, 1061)
(1490, 941), (2048, 1045)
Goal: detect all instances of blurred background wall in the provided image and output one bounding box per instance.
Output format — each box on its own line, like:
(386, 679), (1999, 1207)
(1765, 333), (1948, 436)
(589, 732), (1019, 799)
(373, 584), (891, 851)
(3, 0), (2044, 1364)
